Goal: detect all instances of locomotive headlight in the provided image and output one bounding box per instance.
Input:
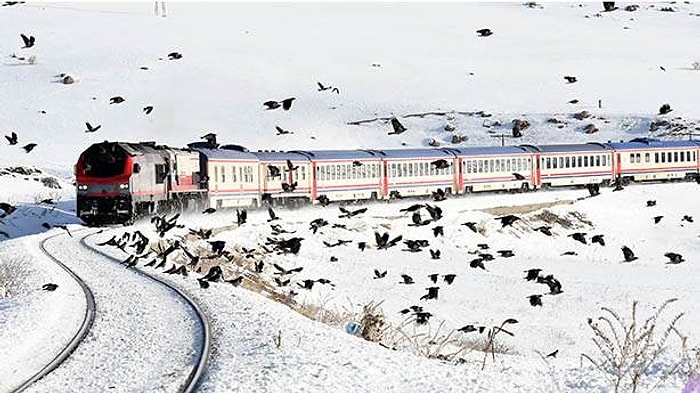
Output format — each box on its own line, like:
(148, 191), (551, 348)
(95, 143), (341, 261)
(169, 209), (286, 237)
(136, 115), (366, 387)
(119, 183), (129, 190)
(78, 184), (88, 190)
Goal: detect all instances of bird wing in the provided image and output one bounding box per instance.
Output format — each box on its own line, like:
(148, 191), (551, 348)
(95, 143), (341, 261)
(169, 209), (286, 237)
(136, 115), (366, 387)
(21, 33), (30, 46)
(317, 82), (325, 90)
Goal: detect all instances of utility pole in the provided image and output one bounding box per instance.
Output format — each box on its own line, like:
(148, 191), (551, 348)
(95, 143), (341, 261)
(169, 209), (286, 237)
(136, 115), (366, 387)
(490, 134), (514, 147)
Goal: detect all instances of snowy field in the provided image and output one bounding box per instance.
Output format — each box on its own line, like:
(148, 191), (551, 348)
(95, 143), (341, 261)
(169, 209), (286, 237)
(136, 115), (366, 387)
(2, 1), (700, 392)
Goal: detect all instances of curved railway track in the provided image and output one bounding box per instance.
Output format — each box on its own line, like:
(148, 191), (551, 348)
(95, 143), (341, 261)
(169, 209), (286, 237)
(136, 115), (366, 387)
(14, 230), (210, 393)
(10, 231), (97, 393)
(80, 231), (211, 393)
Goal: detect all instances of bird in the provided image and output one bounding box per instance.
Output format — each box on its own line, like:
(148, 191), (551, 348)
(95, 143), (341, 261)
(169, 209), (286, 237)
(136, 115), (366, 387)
(660, 66), (666, 71)
(462, 222), (478, 233)
(424, 204), (442, 221)
(568, 99), (579, 104)
(420, 287), (439, 301)
(338, 206), (367, 218)
(285, 160), (298, 172)
(469, 258), (486, 270)
(653, 216), (664, 224)
(524, 268), (542, 282)
(399, 274), (414, 284)
(237, 209), (248, 225)
(568, 232), (587, 245)
(682, 215), (694, 223)
(430, 159), (450, 170)
(428, 273), (439, 283)
(317, 82), (340, 94)
(267, 207), (279, 222)
(591, 234), (605, 246)
(414, 311), (433, 325)
(358, 242), (367, 251)
(443, 274), (456, 285)
(646, 200), (657, 207)
(495, 215), (520, 227)
(85, 122), (101, 133)
(281, 97), (296, 110)
(22, 143), (37, 153)
(476, 28), (492, 37)
(400, 204), (423, 213)
(546, 349), (559, 358)
(534, 226), (553, 236)
(197, 278), (210, 289)
(352, 161), (363, 167)
(316, 195), (331, 207)
(431, 188), (446, 202)
(255, 260), (264, 273)
(410, 211), (429, 227)
(373, 269), (387, 279)
(388, 117), (407, 135)
(513, 173), (526, 181)
(621, 246), (638, 262)
(167, 51), (183, 60)
(20, 33), (35, 48)
(202, 207), (216, 214)
(109, 96), (125, 104)
(263, 100), (281, 110)
(659, 103), (673, 115)
(564, 76), (577, 84)
(432, 226), (444, 237)
(561, 251), (578, 256)
(527, 294), (543, 307)
(272, 263), (303, 276)
(143, 106), (154, 115)
(458, 324), (485, 334)
(226, 276), (244, 287)
(497, 250), (514, 258)
(275, 126), (294, 135)
(298, 279), (316, 290)
(5, 131), (18, 145)
(664, 252), (685, 264)
(477, 243), (489, 250)
(209, 240), (226, 254)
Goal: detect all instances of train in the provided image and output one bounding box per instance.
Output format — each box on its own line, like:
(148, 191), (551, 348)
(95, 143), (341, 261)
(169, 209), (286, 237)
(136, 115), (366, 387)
(75, 138), (700, 225)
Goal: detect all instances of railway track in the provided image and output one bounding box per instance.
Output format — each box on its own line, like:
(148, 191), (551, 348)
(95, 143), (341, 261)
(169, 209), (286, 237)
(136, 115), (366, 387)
(15, 230), (210, 393)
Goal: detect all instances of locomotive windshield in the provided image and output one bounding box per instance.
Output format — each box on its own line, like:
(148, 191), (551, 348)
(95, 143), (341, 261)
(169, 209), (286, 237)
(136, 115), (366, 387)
(82, 143), (127, 178)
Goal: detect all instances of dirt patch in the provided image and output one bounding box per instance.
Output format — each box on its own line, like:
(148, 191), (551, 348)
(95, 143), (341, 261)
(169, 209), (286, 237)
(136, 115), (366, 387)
(480, 200), (575, 216)
(530, 209), (593, 229)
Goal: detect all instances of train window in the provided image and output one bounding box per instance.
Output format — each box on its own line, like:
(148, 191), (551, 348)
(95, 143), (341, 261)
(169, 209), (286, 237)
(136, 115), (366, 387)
(629, 153), (634, 163)
(681, 152), (685, 162)
(476, 160), (482, 173)
(644, 153), (650, 163)
(340, 165), (346, 180)
(544, 158), (549, 169)
(213, 166), (218, 184)
(221, 166), (225, 183)
(400, 163), (406, 177)
(654, 152), (659, 163)
(661, 152), (666, 163)
(595, 156), (600, 167)
(505, 159), (510, 172)
(408, 163), (414, 177)
(301, 166), (306, 180)
(582, 156), (587, 167)
(674, 151), (679, 162)
(495, 159), (501, 172)
(319, 166), (324, 181)
(419, 163), (425, 176)
(687, 151), (692, 162)
(694, 151), (697, 161)
(390, 163), (396, 177)
(510, 158), (515, 171)
(552, 158), (558, 169)
(424, 162), (430, 175)
(563, 157), (569, 168)
(232, 166), (237, 182)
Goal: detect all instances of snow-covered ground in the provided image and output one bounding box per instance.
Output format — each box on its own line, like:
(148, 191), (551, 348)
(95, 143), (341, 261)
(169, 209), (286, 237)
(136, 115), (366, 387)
(2, 2), (700, 392)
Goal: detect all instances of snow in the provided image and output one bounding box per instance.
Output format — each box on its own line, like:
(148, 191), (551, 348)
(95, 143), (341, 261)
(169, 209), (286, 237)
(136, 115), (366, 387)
(1, 1), (700, 392)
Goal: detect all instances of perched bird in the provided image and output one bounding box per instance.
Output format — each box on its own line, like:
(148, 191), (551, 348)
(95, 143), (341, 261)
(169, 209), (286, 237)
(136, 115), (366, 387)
(20, 33), (35, 48)
(524, 268), (542, 282)
(209, 240), (226, 254)
(143, 105), (154, 115)
(358, 242), (367, 251)
(534, 226), (553, 236)
(591, 234), (605, 246)
(664, 252), (685, 264)
(476, 28), (492, 37)
(5, 131), (18, 145)
(201, 132), (217, 145)
(568, 232), (587, 245)
(431, 188), (446, 202)
(653, 216), (664, 224)
(564, 76), (577, 84)
(109, 96), (125, 104)
(513, 173), (526, 181)
(414, 311), (433, 325)
(388, 117), (407, 135)
(373, 269), (387, 279)
(399, 274), (414, 284)
(495, 215), (520, 227)
(527, 294), (543, 307)
(197, 278), (210, 289)
(659, 103), (673, 115)
(443, 274), (456, 285)
(22, 143), (37, 153)
(424, 204), (442, 221)
(317, 195), (331, 207)
(621, 246), (638, 262)
(85, 122), (101, 133)
(255, 260), (264, 273)
(237, 209), (248, 225)
(226, 276), (244, 287)
(352, 160), (363, 167)
(202, 207), (216, 214)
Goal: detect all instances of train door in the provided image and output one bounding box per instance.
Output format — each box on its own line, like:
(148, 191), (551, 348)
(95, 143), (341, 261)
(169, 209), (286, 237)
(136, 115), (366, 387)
(310, 162), (317, 200)
(456, 157), (463, 194)
(532, 153), (541, 187)
(381, 159), (389, 197)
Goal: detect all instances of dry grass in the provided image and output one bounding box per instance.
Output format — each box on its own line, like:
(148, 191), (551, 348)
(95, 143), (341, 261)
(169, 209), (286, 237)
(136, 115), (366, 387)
(481, 200), (575, 216)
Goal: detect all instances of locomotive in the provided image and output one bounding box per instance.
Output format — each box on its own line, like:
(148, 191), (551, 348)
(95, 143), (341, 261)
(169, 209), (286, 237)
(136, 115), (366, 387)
(76, 138), (700, 225)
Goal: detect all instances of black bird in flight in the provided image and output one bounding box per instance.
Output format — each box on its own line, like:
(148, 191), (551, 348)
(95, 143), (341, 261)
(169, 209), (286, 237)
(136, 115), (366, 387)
(20, 33), (35, 48)
(109, 96), (125, 104)
(524, 268), (541, 282)
(275, 126), (294, 136)
(534, 225), (553, 236)
(143, 105), (154, 115)
(400, 204), (423, 213)
(546, 349), (559, 358)
(263, 100), (281, 110)
(281, 97), (295, 110)
(527, 294), (543, 307)
(432, 226), (444, 237)
(443, 274), (456, 285)
(462, 222), (478, 233)
(5, 131), (18, 145)
(388, 117), (407, 135)
(373, 269), (387, 279)
(621, 246), (638, 262)
(664, 252), (685, 264)
(420, 286), (439, 301)
(495, 215), (520, 227)
(338, 206), (367, 218)
(476, 28), (492, 37)
(429, 249), (441, 259)
(568, 99), (579, 104)
(682, 215), (694, 223)
(85, 122), (101, 133)
(267, 207), (279, 222)
(564, 76), (577, 84)
(646, 200), (656, 207)
(202, 207), (216, 214)
(497, 250), (514, 258)
(22, 143), (37, 153)
(167, 51), (183, 60)
(431, 159), (450, 170)
(568, 232), (587, 245)
(469, 258), (486, 270)
(42, 283), (58, 291)
(653, 215), (664, 224)
(317, 82), (340, 94)
(399, 274), (414, 284)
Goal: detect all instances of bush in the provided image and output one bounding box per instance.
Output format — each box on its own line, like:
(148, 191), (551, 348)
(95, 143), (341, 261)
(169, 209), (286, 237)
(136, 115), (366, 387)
(582, 299), (687, 393)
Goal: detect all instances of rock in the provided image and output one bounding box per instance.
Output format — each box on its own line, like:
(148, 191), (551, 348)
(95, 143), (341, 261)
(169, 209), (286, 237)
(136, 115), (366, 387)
(547, 118), (562, 124)
(7, 166), (41, 176)
(659, 103), (672, 115)
(41, 177), (62, 189)
(573, 110), (591, 120)
(428, 138), (441, 147)
(583, 123), (599, 134)
(444, 124), (455, 132)
(482, 119), (501, 128)
(451, 134), (468, 144)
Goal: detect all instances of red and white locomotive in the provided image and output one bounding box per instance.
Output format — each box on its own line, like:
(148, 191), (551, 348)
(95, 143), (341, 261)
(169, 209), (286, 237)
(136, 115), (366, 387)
(75, 138), (700, 225)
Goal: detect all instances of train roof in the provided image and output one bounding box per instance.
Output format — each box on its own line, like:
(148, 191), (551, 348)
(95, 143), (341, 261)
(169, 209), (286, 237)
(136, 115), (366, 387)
(90, 141), (192, 156)
(250, 151), (310, 162)
(291, 149), (382, 161)
(378, 148), (457, 159)
(191, 147), (260, 161)
(453, 146), (534, 156)
(606, 138), (700, 150)
(526, 142), (613, 153)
